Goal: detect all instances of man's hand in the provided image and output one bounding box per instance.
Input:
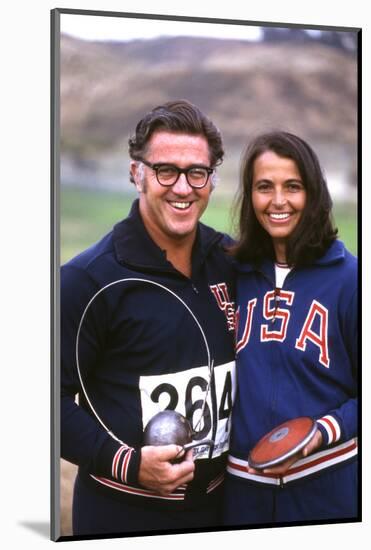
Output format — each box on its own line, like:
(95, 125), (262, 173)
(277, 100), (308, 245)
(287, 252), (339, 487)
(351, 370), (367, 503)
(138, 445), (195, 495)
(248, 429), (323, 476)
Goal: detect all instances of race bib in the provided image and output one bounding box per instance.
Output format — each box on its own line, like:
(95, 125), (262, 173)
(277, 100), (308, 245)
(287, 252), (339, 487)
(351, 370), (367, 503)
(139, 361), (236, 459)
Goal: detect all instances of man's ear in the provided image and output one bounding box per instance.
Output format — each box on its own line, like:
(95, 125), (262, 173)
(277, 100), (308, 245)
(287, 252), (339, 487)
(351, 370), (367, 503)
(130, 161), (144, 192)
(210, 171), (218, 192)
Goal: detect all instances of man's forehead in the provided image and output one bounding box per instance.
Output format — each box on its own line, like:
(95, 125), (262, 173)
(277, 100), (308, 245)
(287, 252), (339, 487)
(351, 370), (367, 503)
(146, 130), (210, 162)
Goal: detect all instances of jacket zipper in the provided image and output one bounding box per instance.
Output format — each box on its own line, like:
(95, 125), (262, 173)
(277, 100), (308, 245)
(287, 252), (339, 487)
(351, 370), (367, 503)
(256, 266), (296, 432)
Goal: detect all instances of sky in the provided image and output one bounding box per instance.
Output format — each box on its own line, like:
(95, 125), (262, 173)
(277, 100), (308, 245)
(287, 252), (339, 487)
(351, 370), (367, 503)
(60, 12), (263, 42)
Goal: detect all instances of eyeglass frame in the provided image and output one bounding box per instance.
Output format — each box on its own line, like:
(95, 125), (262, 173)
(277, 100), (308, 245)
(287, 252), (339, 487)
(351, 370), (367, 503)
(138, 158), (215, 189)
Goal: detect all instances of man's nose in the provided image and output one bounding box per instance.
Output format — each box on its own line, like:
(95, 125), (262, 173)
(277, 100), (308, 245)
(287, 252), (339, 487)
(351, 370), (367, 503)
(172, 172), (192, 194)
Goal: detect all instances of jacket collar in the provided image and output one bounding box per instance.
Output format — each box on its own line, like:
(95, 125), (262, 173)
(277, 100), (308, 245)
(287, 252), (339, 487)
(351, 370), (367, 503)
(235, 239), (346, 276)
(314, 239), (345, 266)
(112, 199), (223, 274)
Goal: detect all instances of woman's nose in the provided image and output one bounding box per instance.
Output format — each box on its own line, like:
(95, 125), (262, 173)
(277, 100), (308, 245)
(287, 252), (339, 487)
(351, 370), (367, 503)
(272, 189), (287, 207)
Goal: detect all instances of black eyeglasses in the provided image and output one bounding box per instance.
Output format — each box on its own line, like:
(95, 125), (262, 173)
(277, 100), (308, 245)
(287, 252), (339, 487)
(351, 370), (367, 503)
(139, 159), (214, 189)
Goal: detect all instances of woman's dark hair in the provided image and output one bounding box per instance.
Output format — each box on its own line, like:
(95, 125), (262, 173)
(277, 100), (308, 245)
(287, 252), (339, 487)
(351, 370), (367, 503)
(232, 131), (338, 267)
(128, 100), (224, 182)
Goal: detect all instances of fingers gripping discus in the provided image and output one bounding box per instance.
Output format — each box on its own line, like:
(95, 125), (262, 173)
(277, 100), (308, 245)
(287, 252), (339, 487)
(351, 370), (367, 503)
(248, 417), (317, 470)
(75, 278), (215, 448)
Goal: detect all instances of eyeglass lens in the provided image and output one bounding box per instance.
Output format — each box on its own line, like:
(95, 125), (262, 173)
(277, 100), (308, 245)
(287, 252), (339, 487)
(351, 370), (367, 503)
(156, 165), (210, 187)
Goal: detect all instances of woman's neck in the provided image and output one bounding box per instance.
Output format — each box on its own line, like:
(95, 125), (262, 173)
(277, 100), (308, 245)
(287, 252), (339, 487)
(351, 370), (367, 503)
(273, 240), (287, 264)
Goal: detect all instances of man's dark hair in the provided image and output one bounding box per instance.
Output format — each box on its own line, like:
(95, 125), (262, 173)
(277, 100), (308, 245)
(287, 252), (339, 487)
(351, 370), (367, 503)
(231, 131), (338, 267)
(128, 100), (224, 183)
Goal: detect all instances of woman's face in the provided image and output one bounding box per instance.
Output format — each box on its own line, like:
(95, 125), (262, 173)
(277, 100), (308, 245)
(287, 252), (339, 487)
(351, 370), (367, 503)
(251, 150), (307, 262)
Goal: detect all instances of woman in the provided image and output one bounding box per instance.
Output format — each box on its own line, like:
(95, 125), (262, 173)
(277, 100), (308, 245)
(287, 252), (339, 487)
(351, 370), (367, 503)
(224, 131), (358, 525)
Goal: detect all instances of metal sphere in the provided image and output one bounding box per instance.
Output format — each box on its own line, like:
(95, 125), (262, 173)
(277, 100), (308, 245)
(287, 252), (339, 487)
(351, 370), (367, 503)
(143, 410), (193, 447)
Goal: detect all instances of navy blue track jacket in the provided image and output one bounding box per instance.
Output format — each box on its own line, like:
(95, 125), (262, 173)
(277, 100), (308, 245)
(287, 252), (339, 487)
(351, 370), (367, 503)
(61, 200), (236, 508)
(227, 240), (358, 487)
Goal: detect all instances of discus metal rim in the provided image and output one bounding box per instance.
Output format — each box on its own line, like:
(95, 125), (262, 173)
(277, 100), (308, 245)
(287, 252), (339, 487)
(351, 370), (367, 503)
(248, 418), (318, 470)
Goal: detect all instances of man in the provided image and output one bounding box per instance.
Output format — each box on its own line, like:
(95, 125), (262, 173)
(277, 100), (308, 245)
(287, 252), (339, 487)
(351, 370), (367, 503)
(61, 100), (236, 536)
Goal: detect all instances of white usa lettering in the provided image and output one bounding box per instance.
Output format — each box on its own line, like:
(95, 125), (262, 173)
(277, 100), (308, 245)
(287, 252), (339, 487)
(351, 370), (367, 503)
(235, 299), (257, 353)
(210, 283), (235, 332)
(295, 300), (330, 368)
(237, 293), (330, 368)
(261, 290), (295, 342)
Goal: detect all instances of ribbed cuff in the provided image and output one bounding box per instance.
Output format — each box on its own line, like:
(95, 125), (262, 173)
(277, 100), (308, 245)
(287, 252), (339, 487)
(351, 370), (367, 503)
(111, 445), (141, 485)
(316, 414), (341, 446)
(95, 436), (141, 485)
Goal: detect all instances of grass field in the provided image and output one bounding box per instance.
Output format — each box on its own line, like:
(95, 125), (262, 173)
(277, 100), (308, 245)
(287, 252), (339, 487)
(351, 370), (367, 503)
(61, 187), (357, 264)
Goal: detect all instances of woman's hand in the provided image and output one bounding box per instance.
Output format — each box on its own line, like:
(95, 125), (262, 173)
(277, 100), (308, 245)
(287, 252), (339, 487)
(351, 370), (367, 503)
(248, 429), (323, 476)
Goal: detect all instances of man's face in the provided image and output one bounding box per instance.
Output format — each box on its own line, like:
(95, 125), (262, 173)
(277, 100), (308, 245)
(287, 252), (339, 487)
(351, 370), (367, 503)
(131, 131), (214, 247)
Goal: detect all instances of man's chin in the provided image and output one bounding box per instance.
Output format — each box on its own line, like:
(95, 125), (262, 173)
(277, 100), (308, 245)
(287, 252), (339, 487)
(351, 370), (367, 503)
(166, 224), (197, 242)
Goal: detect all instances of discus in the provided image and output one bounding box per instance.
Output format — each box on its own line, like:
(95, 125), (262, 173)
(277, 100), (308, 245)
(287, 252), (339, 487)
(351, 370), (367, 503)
(248, 417), (317, 470)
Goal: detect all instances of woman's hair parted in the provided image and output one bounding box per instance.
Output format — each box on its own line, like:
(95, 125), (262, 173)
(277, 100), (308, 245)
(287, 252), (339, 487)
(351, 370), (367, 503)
(231, 131), (338, 267)
(128, 99), (224, 183)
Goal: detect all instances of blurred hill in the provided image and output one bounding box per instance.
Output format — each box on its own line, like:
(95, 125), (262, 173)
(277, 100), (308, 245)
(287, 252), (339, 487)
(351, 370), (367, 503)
(60, 33), (358, 200)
